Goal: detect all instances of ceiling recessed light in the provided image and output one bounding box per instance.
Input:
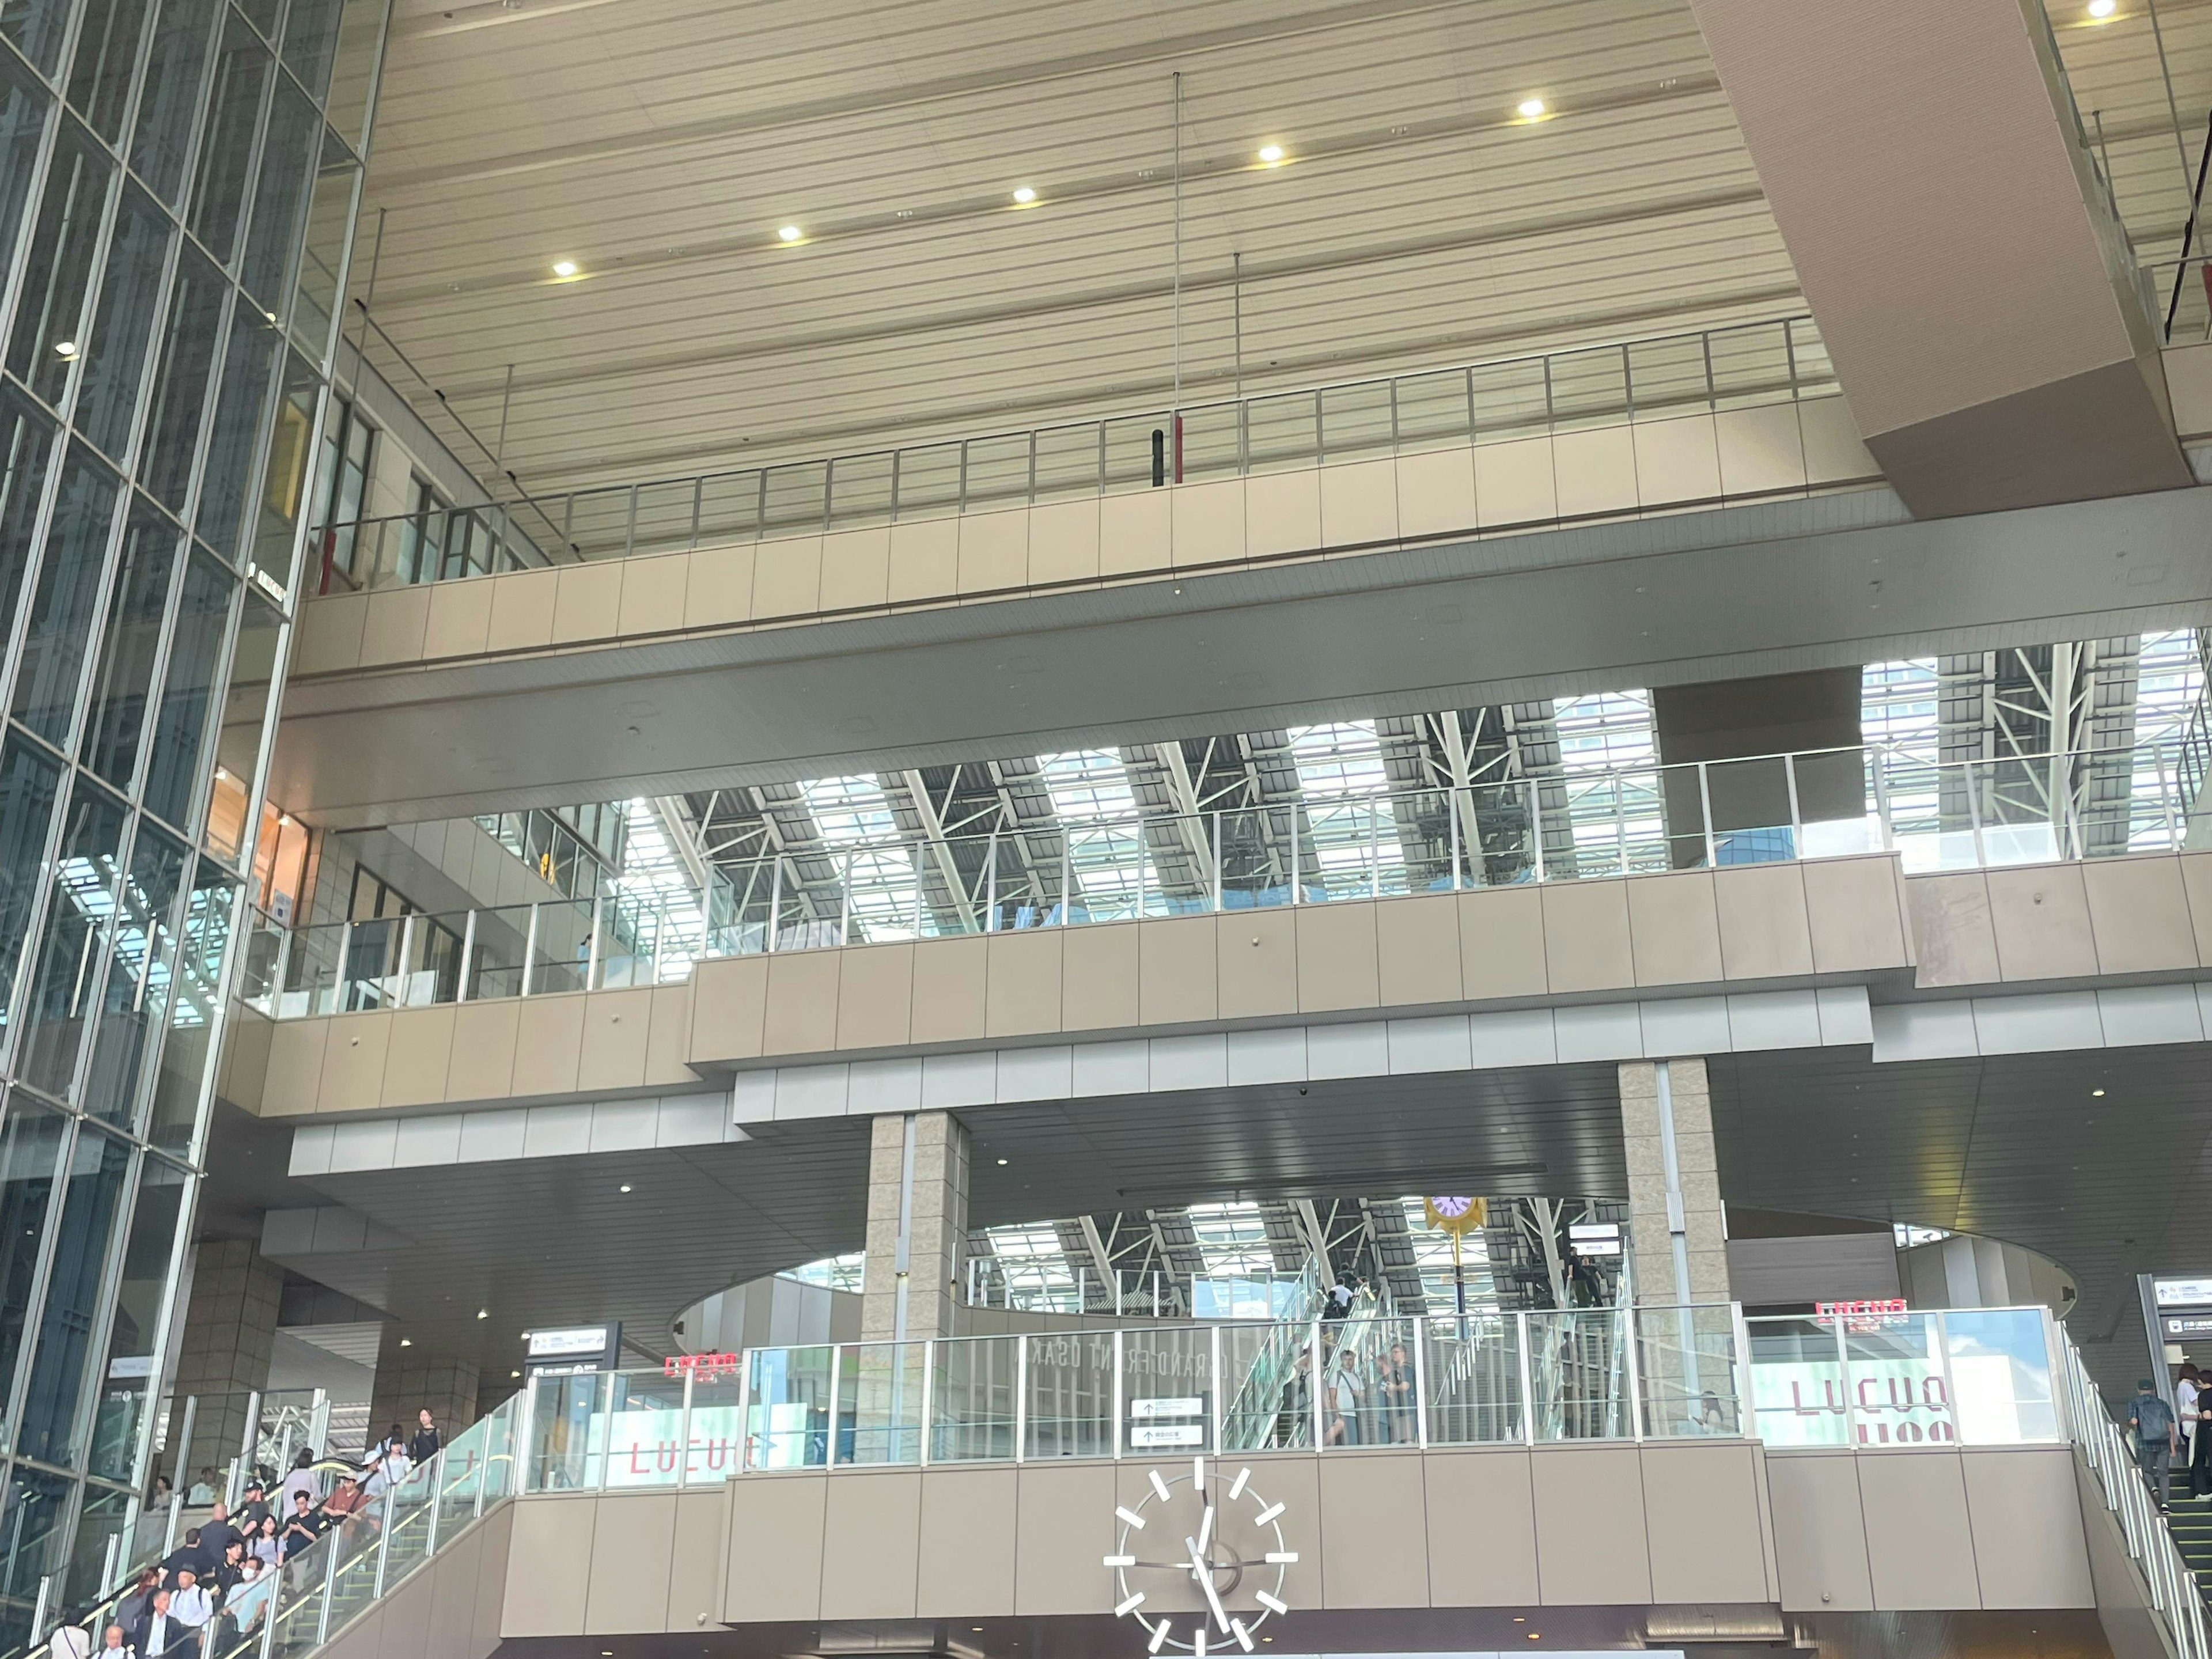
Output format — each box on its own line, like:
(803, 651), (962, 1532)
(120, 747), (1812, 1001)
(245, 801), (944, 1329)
(997, 1158), (1008, 1165)
(2093, 1088), (2106, 1097)
(1256, 143), (1285, 164)
(551, 259), (578, 278)
(778, 224), (802, 243)
(53, 340), (74, 357)
(1012, 185), (1037, 204)
(476, 1309), (488, 1319)
(510, 1370), (521, 1379)
(2088, 0), (2117, 16)
(399, 1338), (411, 1348)
(620, 1184), (632, 1192)
(1517, 97), (1546, 119)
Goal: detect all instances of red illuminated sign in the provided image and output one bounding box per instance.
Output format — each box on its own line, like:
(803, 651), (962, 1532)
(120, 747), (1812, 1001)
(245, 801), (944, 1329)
(663, 1352), (742, 1380)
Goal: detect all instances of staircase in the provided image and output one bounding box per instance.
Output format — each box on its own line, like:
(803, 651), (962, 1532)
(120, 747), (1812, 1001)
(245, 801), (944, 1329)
(2170, 1488), (2212, 1605)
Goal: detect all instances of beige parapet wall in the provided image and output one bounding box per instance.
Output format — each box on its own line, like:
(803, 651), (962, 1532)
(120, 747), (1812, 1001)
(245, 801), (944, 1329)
(307, 1440), (2114, 1659)
(290, 400), (1878, 679)
(219, 850), (2212, 1123)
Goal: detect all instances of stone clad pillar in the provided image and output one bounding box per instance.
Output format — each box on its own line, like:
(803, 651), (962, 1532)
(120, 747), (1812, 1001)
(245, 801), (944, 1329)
(1619, 1058), (1730, 1306)
(173, 1240), (283, 1487)
(861, 1112), (969, 1342)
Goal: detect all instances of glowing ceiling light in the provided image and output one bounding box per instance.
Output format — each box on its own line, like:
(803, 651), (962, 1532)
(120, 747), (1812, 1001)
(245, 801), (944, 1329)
(1256, 143), (1285, 164)
(1012, 185), (1037, 204)
(778, 224), (802, 243)
(551, 259), (578, 277)
(2088, 0), (2117, 16)
(1517, 97), (1547, 119)
(53, 340), (74, 357)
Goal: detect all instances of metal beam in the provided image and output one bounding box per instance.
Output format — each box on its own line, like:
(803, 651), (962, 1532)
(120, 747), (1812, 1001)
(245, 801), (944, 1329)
(899, 767), (979, 932)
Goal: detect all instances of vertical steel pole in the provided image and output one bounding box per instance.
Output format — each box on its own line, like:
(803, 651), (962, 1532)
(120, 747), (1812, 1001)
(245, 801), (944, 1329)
(1698, 761), (1718, 868)
(520, 903), (540, 995)
(1517, 1312), (1535, 1446)
(1014, 1336), (1028, 1463)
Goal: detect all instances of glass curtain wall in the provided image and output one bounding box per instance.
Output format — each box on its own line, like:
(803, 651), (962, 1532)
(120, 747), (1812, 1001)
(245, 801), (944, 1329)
(0, 0), (385, 1640)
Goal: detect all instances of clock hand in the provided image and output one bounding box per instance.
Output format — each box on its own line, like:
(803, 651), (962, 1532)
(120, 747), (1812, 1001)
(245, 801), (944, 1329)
(1185, 1537), (1232, 1634)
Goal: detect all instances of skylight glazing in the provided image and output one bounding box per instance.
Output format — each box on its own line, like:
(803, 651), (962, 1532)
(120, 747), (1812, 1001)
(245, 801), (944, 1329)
(1288, 722), (1407, 896)
(802, 774), (926, 940)
(1552, 691), (1665, 874)
(1039, 749), (1157, 919)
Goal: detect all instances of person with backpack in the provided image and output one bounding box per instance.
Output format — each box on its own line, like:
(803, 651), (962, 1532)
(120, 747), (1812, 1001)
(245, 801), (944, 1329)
(2130, 1378), (2180, 1510)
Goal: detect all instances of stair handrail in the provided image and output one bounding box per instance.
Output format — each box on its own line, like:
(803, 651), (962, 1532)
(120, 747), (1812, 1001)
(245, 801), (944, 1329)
(2058, 1327), (2212, 1659)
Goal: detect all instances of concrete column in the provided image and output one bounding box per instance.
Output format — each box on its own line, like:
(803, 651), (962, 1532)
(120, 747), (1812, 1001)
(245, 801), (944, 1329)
(1620, 1058), (1730, 1305)
(861, 1111), (969, 1342)
(172, 1240), (282, 1487)
(368, 1331), (480, 1447)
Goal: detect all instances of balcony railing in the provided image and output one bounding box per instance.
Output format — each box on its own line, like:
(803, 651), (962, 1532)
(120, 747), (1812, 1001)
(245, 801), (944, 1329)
(35, 1303), (2205, 1659)
(307, 313), (1840, 597)
(239, 737), (2211, 1021)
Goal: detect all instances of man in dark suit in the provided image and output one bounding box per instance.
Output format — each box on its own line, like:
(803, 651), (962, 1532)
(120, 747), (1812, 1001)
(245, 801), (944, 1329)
(126, 1588), (199, 1658)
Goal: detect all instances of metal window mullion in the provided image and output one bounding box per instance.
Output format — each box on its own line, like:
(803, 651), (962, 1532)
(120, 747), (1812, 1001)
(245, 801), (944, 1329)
(1696, 761), (1717, 868)
(49, 149), (132, 438)
(0, 1114), (90, 1438)
(0, 370), (89, 749)
(1013, 1334), (1027, 1462)
(0, 88), (69, 374)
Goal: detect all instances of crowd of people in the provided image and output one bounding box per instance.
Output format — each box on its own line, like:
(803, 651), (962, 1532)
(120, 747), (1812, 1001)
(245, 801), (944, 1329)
(2128, 1365), (2212, 1512)
(49, 1410), (444, 1658)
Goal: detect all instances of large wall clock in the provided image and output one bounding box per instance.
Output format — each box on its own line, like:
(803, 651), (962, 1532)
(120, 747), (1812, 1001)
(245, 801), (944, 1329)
(1104, 1458), (1295, 1655)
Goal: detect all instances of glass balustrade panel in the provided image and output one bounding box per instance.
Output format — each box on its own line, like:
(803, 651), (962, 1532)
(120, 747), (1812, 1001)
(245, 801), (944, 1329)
(685, 1370), (745, 1484)
(1219, 1320), (1310, 1451)
(1627, 334), (1712, 422)
(762, 462), (828, 540)
(697, 470), (763, 546)
(1469, 354), (1549, 442)
(1103, 411), (1172, 494)
(528, 898), (594, 995)
(1548, 344), (1629, 433)
(1318, 378), (1393, 463)
(527, 1372), (611, 1491)
(1033, 421), (1103, 505)
(1177, 400), (1240, 483)
(1636, 1305), (1743, 1438)
(1743, 1315), (1850, 1447)
(1526, 1309), (1633, 1441)
(1843, 1310), (1953, 1448)
(378, 1456), (439, 1584)
(893, 444), (960, 521)
(1707, 319), (1796, 411)
(930, 1335), (1017, 1463)
(1122, 1327), (1214, 1455)
(834, 1341), (926, 1466)
(1423, 1311), (1523, 1445)
(825, 450), (895, 532)
(745, 1346), (832, 1469)
(1244, 392), (1317, 476)
(965, 433), (1031, 516)
(1703, 755), (1796, 868)
(605, 1370), (688, 1487)
(1024, 1330), (1114, 1461)
(1795, 748), (1884, 859)
(565, 487), (631, 562)
(1320, 1316), (1421, 1448)
(632, 478), (698, 558)
(1218, 804), (1297, 911)
(1938, 1308), (2059, 1444)
(1396, 366), (1473, 453)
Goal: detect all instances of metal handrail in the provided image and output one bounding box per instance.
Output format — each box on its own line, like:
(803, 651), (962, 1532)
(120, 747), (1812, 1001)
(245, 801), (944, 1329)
(238, 737), (2208, 1022)
(304, 312), (1835, 594)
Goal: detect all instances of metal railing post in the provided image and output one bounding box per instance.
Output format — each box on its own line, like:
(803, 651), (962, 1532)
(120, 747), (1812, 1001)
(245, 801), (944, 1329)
(1622, 1308), (1646, 1440)
(1697, 761), (1718, 868)
(1112, 1330), (1124, 1457)
(1413, 1317), (1430, 1449)
(396, 914), (418, 1005)
(1210, 1324), (1224, 1452)
(1013, 1335), (1028, 1463)
(372, 1484), (397, 1597)
(30, 1575), (48, 1649)
(520, 903), (540, 995)
(1289, 808), (1300, 904)
(1783, 752), (1804, 858)
(334, 922), (353, 1010)
(585, 893), (603, 990)
(1448, 786), (1461, 891)
(919, 1342), (934, 1468)
(1529, 778), (1546, 882)
(313, 1520), (340, 1642)
(1516, 1312), (1535, 1446)
(767, 858), (782, 952)
(1310, 1323), (1324, 1448)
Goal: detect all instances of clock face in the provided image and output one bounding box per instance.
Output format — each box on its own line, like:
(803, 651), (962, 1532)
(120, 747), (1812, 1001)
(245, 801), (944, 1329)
(1430, 1196), (1475, 1219)
(1105, 1458), (1293, 1655)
